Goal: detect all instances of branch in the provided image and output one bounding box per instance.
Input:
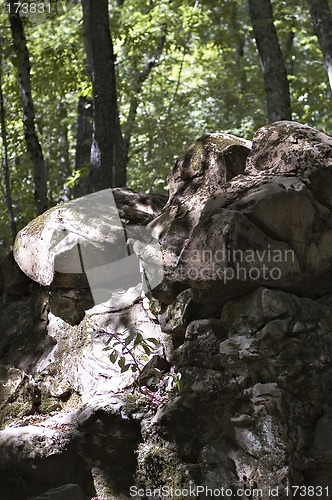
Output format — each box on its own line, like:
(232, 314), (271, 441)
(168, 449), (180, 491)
(123, 31), (167, 160)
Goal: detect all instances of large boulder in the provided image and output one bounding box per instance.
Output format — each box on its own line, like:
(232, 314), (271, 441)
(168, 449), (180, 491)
(0, 398), (142, 500)
(0, 285), (163, 499)
(13, 188), (166, 324)
(32, 484), (85, 500)
(14, 187), (166, 289)
(2, 122), (332, 499)
(138, 288), (332, 498)
(147, 132), (251, 302)
(245, 121), (332, 208)
(149, 132), (251, 258)
(154, 122), (332, 305)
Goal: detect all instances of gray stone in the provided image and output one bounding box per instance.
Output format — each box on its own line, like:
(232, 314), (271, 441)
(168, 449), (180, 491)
(149, 132), (251, 258)
(2, 123), (332, 499)
(145, 288), (332, 498)
(0, 365), (39, 427)
(32, 484), (85, 500)
(153, 123), (332, 306)
(13, 187), (165, 292)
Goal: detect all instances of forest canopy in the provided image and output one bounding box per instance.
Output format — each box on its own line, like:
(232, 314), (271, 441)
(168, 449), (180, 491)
(0, 0), (331, 253)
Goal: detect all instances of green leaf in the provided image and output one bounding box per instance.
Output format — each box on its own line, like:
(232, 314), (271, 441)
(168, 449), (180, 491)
(109, 351), (118, 363)
(118, 356), (126, 368)
(121, 364), (131, 372)
(134, 332), (143, 348)
(146, 338), (160, 347)
(147, 376), (159, 387)
(142, 343), (151, 355)
(124, 331), (137, 346)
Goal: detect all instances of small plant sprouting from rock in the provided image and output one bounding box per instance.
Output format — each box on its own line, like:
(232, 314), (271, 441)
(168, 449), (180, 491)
(143, 366), (183, 394)
(102, 328), (159, 374)
(97, 327), (182, 394)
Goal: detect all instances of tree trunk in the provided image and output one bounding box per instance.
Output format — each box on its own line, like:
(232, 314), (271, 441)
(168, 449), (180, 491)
(248, 0), (292, 122)
(306, 0), (332, 91)
(283, 29), (295, 75)
(56, 101), (71, 202)
(73, 96), (93, 198)
(81, 0), (126, 191)
(0, 53), (17, 242)
(6, 0), (48, 215)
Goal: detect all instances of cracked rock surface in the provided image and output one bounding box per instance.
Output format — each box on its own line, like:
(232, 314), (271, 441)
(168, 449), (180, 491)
(1, 123), (332, 499)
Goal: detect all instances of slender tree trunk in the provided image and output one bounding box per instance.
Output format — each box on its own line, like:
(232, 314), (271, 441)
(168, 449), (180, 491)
(73, 96), (93, 198)
(6, 0), (48, 215)
(75, 96), (93, 174)
(81, 0), (126, 191)
(0, 53), (17, 242)
(306, 0), (332, 91)
(283, 29), (295, 75)
(248, 0), (292, 122)
(57, 101), (71, 202)
(58, 102), (70, 176)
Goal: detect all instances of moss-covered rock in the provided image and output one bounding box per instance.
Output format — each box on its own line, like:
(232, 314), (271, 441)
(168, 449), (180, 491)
(0, 365), (39, 428)
(246, 121), (332, 208)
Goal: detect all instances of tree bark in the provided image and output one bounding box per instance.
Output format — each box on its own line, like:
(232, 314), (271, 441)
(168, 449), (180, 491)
(283, 29), (295, 75)
(81, 0), (126, 191)
(306, 0), (332, 91)
(0, 53), (17, 242)
(73, 96), (93, 198)
(7, 0), (48, 215)
(248, 0), (292, 122)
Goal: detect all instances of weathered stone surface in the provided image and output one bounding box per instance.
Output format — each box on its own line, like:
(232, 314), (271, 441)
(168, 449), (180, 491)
(0, 400), (140, 499)
(12, 188), (166, 326)
(246, 121), (332, 209)
(49, 286), (93, 325)
(149, 132), (251, 259)
(32, 484), (85, 500)
(137, 288), (332, 499)
(113, 187), (166, 226)
(154, 122), (332, 305)
(2, 122), (332, 499)
(0, 414), (92, 500)
(158, 289), (192, 339)
(0, 297), (55, 375)
(13, 187), (166, 288)
(0, 252), (32, 297)
(177, 176), (332, 302)
(35, 297), (163, 403)
(0, 365), (39, 427)
(0, 287), (163, 498)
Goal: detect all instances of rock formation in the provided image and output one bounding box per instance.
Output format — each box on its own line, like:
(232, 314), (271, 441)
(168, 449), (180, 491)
(1, 123), (332, 499)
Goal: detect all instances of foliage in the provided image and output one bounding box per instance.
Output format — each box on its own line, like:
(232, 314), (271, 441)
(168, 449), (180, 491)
(98, 326), (182, 393)
(102, 327), (159, 374)
(147, 367), (183, 394)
